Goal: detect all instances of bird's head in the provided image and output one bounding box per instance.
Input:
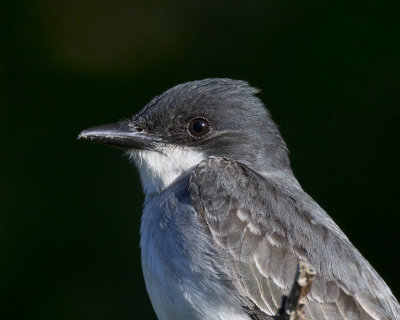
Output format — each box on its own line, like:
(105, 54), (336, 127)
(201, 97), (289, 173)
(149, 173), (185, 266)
(78, 78), (290, 196)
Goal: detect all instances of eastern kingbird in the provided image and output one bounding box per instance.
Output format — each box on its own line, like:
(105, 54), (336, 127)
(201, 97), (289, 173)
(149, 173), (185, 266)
(78, 79), (399, 320)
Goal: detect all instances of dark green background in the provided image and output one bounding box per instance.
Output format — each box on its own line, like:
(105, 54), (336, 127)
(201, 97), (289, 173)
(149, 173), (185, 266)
(2, 1), (399, 319)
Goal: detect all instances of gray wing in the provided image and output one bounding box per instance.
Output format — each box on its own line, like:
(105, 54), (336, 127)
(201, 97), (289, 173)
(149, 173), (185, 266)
(189, 157), (400, 320)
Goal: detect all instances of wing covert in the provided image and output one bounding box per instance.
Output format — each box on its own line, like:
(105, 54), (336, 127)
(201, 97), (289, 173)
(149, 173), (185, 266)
(189, 157), (399, 320)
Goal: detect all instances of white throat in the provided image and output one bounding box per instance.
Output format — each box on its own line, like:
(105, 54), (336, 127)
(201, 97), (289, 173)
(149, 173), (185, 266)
(129, 146), (206, 196)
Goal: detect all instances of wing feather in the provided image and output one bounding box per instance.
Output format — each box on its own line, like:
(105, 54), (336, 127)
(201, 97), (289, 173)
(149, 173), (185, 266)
(189, 157), (400, 319)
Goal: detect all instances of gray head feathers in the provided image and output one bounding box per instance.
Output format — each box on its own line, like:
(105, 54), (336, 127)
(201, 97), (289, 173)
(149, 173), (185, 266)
(135, 78), (290, 171)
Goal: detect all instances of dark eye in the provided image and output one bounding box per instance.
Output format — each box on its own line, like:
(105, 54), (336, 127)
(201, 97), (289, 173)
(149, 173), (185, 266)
(188, 118), (210, 137)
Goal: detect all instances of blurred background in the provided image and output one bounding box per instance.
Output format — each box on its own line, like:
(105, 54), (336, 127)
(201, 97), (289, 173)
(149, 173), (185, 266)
(2, 0), (399, 319)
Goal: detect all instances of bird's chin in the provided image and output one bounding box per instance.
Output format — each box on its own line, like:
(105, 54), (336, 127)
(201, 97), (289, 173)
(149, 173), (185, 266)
(126, 146), (207, 196)
(125, 149), (144, 164)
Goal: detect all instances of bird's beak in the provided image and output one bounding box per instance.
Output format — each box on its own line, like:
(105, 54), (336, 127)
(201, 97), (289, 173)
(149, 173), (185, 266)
(77, 120), (158, 150)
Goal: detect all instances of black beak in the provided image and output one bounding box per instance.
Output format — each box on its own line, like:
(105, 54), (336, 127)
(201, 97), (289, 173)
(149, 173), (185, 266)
(78, 120), (158, 150)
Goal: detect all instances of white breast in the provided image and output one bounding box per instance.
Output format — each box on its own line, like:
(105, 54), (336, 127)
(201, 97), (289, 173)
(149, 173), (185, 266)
(131, 146), (250, 319)
(140, 199), (251, 320)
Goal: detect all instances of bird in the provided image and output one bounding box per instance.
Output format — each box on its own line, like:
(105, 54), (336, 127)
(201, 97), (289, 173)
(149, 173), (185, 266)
(78, 78), (399, 320)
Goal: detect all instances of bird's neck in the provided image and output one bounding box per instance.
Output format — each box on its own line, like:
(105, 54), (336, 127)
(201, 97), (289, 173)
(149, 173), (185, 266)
(128, 147), (206, 197)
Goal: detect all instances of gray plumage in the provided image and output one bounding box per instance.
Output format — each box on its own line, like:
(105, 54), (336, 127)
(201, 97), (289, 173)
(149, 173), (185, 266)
(78, 79), (400, 320)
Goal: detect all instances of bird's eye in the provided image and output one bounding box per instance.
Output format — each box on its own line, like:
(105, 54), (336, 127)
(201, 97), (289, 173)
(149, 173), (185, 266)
(188, 118), (210, 137)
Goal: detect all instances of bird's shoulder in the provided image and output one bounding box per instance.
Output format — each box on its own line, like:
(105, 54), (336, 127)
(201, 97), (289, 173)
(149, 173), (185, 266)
(188, 157), (400, 320)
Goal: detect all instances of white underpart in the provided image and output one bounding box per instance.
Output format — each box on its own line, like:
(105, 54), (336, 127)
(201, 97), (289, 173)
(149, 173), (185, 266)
(128, 145), (206, 196)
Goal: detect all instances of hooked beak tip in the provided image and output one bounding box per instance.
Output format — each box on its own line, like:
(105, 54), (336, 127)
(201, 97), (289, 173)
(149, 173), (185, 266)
(77, 132), (85, 140)
(77, 130), (92, 141)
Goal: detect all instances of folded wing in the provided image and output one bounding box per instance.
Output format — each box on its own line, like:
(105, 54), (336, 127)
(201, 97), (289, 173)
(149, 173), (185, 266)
(189, 157), (400, 320)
